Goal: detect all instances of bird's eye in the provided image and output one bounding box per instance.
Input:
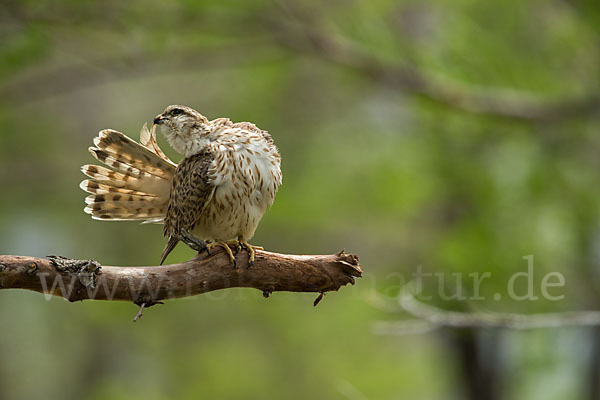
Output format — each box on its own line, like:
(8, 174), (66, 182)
(170, 108), (184, 116)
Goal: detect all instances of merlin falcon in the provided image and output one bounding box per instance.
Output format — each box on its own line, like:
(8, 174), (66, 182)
(80, 105), (282, 266)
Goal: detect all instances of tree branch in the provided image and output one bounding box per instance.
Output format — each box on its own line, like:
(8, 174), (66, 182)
(370, 282), (600, 335)
(268, 17), (600, 122)
(398, 291), (600, 330)
(0, 41), (280, 104)
(0, 249), (361, 307)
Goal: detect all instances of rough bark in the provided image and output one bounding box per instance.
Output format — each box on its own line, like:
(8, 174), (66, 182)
(0, 248), (361, 308)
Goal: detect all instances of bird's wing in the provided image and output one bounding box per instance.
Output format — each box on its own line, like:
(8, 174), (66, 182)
(161, 151), (215, 263)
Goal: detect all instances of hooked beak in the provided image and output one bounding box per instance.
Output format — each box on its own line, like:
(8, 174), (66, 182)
(153, 115), (164, 125)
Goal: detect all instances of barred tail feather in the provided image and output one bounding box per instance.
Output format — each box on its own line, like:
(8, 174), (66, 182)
(93, 129), (175, 177)
(140, 123), (171, 162)
(80, 127), (175, 223)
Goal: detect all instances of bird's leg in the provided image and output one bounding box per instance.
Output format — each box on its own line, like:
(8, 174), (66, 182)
(232, 240), (242, 256)
(180, 229), (208, 254)
(206, 241), (238, 268)
(238, 238), (263, 267)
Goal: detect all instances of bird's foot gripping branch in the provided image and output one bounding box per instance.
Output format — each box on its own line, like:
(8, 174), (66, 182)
(0, 248), (362, 321)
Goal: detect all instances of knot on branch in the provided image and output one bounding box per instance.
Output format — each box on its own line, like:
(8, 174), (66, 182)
(47, 255), (101, 289)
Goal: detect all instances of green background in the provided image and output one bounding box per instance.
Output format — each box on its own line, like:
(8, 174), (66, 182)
(1, 1), (600, 399)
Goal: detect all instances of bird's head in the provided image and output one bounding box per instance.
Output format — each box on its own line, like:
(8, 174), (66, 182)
(153, 105), (210, 156)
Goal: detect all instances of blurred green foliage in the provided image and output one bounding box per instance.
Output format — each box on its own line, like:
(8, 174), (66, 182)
(1, 0), (599, 399)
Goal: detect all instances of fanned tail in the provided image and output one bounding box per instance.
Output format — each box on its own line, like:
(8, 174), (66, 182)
(80, 125), (176, 222)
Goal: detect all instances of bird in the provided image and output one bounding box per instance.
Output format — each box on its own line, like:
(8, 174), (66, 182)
(80, 105), (282, 267)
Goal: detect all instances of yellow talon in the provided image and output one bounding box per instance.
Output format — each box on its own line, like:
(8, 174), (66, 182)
(239, 239), (262, 266)
(207, 241), (237, 267)
(206, 239), (262, 267)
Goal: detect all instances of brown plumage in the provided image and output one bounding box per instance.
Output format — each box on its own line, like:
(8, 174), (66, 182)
(161, 151), (215, 263)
